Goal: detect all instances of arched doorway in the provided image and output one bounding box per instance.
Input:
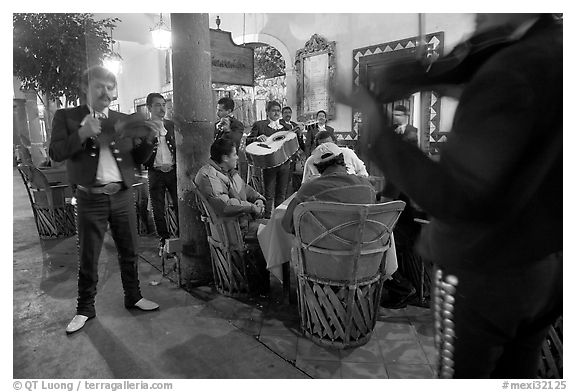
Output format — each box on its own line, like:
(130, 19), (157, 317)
(235, 33), (295, 111)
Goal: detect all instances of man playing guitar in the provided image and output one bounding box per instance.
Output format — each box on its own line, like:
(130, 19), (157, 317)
(247, 101), (292, 218)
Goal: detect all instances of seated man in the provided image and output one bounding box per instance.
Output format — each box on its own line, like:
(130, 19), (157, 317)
(282, 142), (376, 234)
(195, 138), (266, 239)
(302, 130), (368, 183)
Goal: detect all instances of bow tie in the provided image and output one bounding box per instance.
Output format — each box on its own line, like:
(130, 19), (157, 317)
(269, 120), (282, 130)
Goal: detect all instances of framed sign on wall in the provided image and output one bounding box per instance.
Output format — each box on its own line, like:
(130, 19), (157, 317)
(295, 34), (336, 123)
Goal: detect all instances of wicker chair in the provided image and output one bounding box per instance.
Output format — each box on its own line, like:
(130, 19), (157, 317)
(17, 164), (76, 239)
(191, 182), (269, 298)
(165, 190), (178, 238)
(246, 164), (264, 196)
(538, 316), (563, 378)
(292, 200), (405, 349)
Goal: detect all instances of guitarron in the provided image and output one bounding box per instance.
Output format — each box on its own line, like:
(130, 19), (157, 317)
(245, 130), (299, 169)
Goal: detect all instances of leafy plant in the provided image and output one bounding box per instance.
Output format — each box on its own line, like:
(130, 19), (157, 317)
(13, 13), (120, 105)
(254, 45), (285, 79)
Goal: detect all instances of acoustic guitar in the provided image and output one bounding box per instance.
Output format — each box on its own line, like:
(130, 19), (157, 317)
(245, 130), (299, 169)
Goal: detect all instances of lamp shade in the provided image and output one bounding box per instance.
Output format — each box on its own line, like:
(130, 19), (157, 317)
(151, 23), (172, 50)
(103, 53), (123, 75)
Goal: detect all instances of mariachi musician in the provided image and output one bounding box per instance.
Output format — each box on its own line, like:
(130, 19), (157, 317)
(49, 65), (160, 334)
(305, 110), (334, 156)
(280, 106), (306, 191)
(340, 14), (562, 378)
(247, 100), (291, 218)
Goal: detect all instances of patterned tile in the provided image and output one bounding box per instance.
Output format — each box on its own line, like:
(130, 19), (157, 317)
(374, 320), (417, 341)
(379, 340), (429, 364)
(339, 336), (384, 363)
(229, 318), (262, 336)
(260, 318), (301, 337)
(215, 346), (308, 379)
(419, 337), (438, 366)
(385, 363), (435, 379)
(341, 362), (388, 379)
(259, 334), (298, 362)
(412, 320), (434, 340)
(378, 306), (410, 319)
(296, 337), (341, 361)
(295, 358), (342, 379)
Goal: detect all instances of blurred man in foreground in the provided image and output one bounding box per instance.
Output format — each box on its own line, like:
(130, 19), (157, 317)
(340, 14), (562, 378)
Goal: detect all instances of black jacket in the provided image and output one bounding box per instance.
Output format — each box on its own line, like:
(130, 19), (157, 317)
(49, 105), (155, 187)
(143, 119), (176, 170)
(367, 16), (562, 271)
(306, 123), (334, 155)
(214, 116), (245, 150)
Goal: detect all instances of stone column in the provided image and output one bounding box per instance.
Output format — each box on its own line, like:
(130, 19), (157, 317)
(284, 66), (297, 111)
(171, 13), (214, 287)
(22, 91), (47, 166)
(13, 98), (31, 164)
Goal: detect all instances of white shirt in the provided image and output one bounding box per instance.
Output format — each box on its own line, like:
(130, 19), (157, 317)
(394, 124), (406, 135)
(302, 146), (369, 183)
(269, 120), (283, 130)
(89, 107), (122, 184)
(153, 122), (174, 168)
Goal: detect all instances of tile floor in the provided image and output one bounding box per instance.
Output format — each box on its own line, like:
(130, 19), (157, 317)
(141, 243), (437, 379)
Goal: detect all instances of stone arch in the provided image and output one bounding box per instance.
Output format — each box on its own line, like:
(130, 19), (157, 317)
(233, 33), (296, 109)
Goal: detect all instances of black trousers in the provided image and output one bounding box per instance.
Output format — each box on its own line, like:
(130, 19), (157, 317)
(148, 168), (178, 240)
(262, 161), (290, 218)
(75, 188), (143, 317)
(436, 251), (562, 378)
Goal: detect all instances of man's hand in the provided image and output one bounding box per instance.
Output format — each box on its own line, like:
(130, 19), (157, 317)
(145, 120), (162, 139)
(294, 123), (304, 135)
(256, 134), (268, 142)
(217, 117), (231, 132)
(252, 200), (265, 217)
(78, 115), (102, 143)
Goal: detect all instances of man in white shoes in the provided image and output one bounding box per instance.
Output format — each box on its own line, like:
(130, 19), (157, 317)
(49, 66), (160, 334)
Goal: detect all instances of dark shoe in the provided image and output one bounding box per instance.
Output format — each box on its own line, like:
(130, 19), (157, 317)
(186, 278), (213, 288)
(381, 291), (417, 309)
(407, 295), (431, 308)
(158, 238), (166, 257)
(126, 298), (159, 311)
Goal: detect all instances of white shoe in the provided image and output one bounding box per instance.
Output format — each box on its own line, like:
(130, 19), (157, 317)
(65, 315), (90, 334)
(132, 298), (159, 311)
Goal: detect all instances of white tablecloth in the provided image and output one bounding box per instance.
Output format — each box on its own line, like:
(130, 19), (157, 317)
(257, 194), (398, 283)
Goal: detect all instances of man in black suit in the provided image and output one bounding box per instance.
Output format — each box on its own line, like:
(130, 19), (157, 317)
(380, 103), (421, 309)
(280, 106), (306, 191)
(142, 93), (178, 256)
(392, 104), (418, 146)
(49, 66), (159, 334)
(344, 14), (562, 378)
(215, 97), (245, 150)
(280, 106), (305, 151)
(247, 100), (289, 218)
(305, 110), (334, 156)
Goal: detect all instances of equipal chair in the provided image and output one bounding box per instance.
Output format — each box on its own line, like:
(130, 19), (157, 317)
(191, 182), (269, 298)
(292, 200), (405, 348)
(165, 189), (178, 238)
(17, 164), (76, 239)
